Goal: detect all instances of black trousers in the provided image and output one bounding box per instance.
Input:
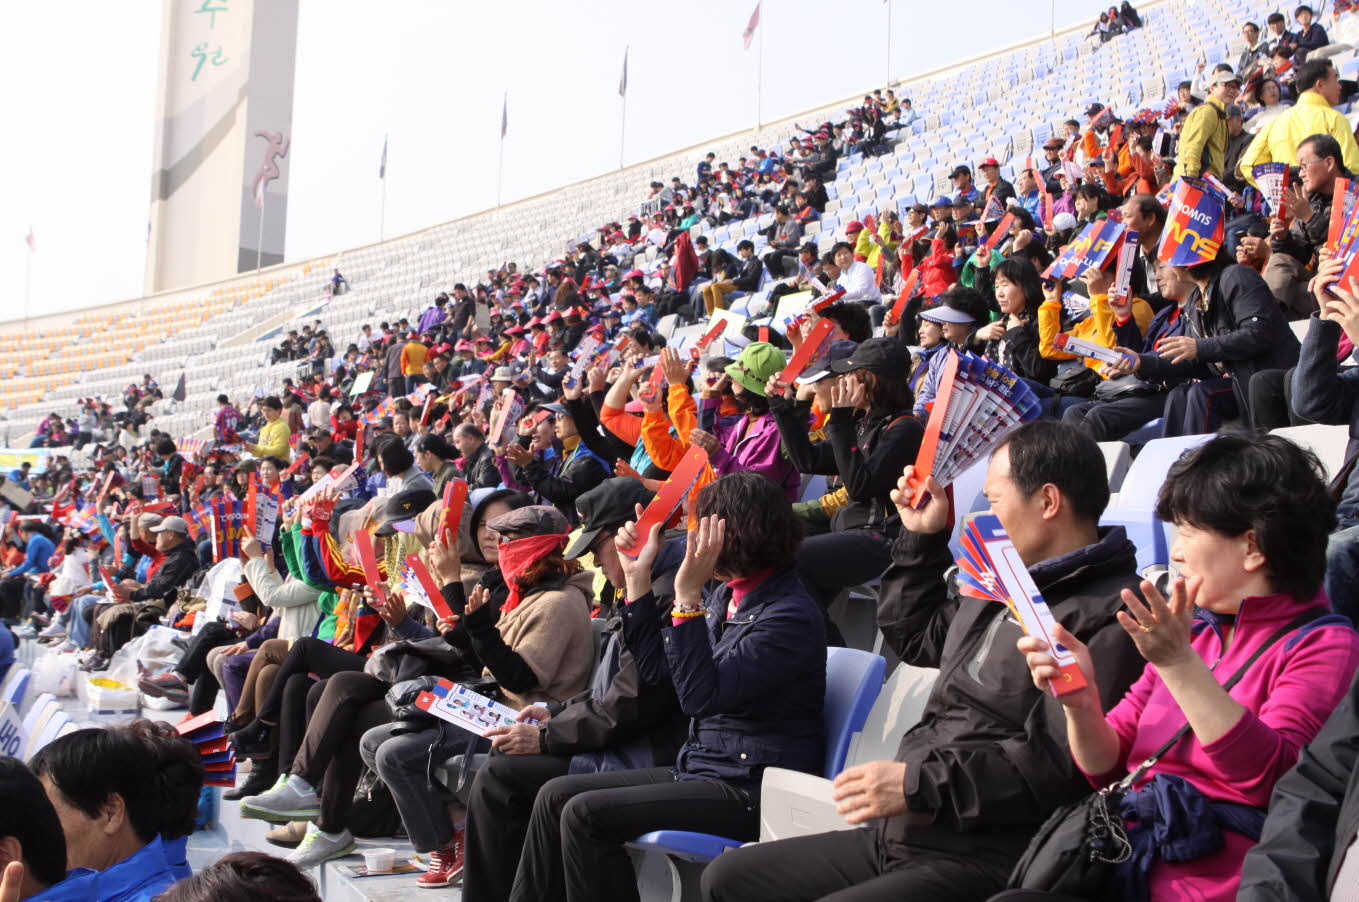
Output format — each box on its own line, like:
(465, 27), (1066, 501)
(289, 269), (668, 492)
(290, 670), (390, 833)
(701, 827), (1006, 902)
(795, 529), (893, 611)
(1247, 367), (1304, 431)
(0, 576), (25, 622)
(388, 374), (407, 398)
(177, 620), (236, 714)
(1061, 392), (1169, 441)
(464, 753), (571, 902)
(509, 767), (758, 902)
(278, 672), (321, 773)
(255, 636), (364, 724)
(1161, 377), (1237, 436)
(764, 251), (798, 279)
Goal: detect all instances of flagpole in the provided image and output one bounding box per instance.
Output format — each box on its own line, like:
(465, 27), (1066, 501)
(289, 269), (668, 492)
(23, 242), (31, 324)
(619, 46), (628, 171)
(886, 0), (893, 87)
(756, 7), (764, 132)
(497, 92), (506, 210)
(380, 173), (387, 242)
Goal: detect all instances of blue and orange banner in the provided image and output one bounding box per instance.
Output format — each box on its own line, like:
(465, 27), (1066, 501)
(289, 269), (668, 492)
(1043, 219), (1127, 279)
(1158, 178), (1224, 267)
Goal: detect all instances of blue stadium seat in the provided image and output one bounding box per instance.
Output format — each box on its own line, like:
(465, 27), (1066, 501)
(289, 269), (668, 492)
(628, 647), (886, 865)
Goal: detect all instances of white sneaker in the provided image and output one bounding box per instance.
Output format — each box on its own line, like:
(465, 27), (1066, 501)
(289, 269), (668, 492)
(286, 824), (356, 870)
(240, 775), (321, 823)
(38, 621), (65, 639)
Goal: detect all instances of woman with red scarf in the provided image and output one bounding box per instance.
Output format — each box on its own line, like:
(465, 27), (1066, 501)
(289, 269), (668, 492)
(352, 504), (596, 887)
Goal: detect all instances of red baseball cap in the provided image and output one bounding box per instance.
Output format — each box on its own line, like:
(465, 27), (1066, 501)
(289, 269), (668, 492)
(979, 157), (1001, 168)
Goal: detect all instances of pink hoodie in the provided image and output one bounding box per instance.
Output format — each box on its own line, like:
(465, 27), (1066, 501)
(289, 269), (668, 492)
(1086, 592), (1359, 902)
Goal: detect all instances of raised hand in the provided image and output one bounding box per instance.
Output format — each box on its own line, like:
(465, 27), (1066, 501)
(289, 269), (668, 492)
(889, 465), (951, 535)
(673, 514), (726, 602)
(1118, 577), (1197, 667)
(1017, 622), (1097, 707)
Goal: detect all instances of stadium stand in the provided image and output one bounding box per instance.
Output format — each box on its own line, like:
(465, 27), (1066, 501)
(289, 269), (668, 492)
(10, 0), (1359, 900)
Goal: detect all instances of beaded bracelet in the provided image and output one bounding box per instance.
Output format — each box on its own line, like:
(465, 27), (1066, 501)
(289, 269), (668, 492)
(670, 608), (705, 620)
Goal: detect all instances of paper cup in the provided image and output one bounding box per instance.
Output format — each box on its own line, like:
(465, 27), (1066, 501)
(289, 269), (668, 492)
(363, 848), (396, 873)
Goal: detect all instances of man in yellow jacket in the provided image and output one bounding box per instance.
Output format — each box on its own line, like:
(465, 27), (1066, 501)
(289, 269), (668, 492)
(1238, 57), (1359, 186)
(1173, 70), (1241, 179)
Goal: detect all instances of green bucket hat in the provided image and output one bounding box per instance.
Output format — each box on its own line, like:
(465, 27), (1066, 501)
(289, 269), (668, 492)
(724, 341), (786, 397)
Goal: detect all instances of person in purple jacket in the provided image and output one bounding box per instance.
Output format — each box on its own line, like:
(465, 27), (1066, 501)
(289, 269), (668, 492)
(689, 341), (800, 501)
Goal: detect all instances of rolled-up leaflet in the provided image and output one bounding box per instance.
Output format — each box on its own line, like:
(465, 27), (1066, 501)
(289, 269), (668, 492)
(957, 514), (1088, 696)
(778, 318), (836, 384)
(1053, 332), (1134, 367)
(617, 445), (709, 559)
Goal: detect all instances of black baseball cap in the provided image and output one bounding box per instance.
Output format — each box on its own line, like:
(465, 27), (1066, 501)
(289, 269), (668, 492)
(830, 337), (912, 376)
(799, 339), (860, 384)
(373, 488), (437, 536)
(564, 478), (656, 560)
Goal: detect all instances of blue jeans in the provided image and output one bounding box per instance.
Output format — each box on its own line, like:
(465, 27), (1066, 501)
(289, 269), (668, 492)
(67, 593), (105, 649)
(1327, 524), (1359, 623)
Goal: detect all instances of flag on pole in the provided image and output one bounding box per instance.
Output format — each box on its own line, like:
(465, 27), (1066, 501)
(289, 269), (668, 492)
(619, 46), (629, 97)
(500, 93), (508, 139)
(743, 1), (761, 49)
(25, 227), (35, 252)
(379, 134), (388, 179)
(172, 372), (187, 402)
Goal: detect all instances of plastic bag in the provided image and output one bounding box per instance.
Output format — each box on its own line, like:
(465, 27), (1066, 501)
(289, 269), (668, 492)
(31, 654), (77, 698)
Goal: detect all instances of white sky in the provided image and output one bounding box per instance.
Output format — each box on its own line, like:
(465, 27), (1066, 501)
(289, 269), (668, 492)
(0, 0), (1099, 319)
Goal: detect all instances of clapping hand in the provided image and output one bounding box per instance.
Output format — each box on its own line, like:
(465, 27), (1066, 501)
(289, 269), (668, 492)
(1118, 577), (1197, 667)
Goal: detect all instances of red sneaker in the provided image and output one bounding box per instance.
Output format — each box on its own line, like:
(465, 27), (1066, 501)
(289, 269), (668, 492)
(416, 830), (464, 888)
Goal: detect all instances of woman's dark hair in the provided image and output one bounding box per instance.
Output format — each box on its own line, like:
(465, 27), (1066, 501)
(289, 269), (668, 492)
(261, 456), (287, 471)
(819, 303), (872, 342)
(414, 432), (455, 461)
(155, 438), (177, 457)
(0, 756), (67, 888)
(151, 852), (320, 902)
(1252, 77), (1280, 106)
(310, 455), (336, 473)
(517, 547), (583, 590)
(996, 420), (1111, 523)
(856, 368), (915, 413)
(31, 719), (204, 845)
(378, 439), (415, 476)
(940, 285), (991, 326)
(468, 489), (533, 564)
(1155, 433), (1333, 599)
(1074, 183), (1106, 205)
(695, 471), (803, 577)
(731, 389), (770, 416)
(992, 257), (1044, 321)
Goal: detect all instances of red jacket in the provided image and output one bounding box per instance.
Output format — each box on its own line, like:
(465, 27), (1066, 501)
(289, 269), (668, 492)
(918, 238), (958, 298)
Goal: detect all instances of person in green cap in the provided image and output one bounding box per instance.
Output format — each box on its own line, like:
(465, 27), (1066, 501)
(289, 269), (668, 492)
(689, 341), (801, 500)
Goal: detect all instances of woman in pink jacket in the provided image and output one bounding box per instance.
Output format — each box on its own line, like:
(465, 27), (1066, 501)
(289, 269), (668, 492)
(999, 433), (1359, 902)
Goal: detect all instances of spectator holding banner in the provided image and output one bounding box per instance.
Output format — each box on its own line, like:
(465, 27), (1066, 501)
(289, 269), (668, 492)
(1266, 133), (1350, 317)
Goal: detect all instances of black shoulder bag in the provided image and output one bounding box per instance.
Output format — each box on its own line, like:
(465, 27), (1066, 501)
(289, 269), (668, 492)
(1008, 609), (1324, 896)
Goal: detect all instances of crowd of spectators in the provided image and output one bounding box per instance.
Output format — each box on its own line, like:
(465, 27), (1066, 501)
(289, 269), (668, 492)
(14, 4), (1359, 900)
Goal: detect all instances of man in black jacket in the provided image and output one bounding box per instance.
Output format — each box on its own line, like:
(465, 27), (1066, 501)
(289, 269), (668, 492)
(453, 423), (500, 489)
(700, 240), (764, 316)
(1266, 133), (1348, 318)
(703, 421), (1145, 901)
(462, 479), (688, 901)
(91, 516), (201, 662)
(1239, 665), (1359, 899)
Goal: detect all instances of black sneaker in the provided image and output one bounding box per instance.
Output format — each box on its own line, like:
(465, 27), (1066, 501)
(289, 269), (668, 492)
(223, 762), (279, 801)
(229, 721), (275, 759)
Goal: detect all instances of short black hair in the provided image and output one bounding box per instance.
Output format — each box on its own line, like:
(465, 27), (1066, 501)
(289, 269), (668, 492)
(996, 420), (1111, 524)
(31, 720), (204, 845)
(216, 394), (229, 405)
(1297, 58), (1336, 94)
(151, 852), (321, 902)
(156, 438), (177, 457)
(0, 757), (67, 888)
(378, 439), (415, 476)
(1301, 133), (1346, 171)
(260, 396), (283, 412)
(819, 303), (872, 342)
(940, 285), (991, 326)
(1156, 433), (1333, 599)
(1126, 193), (1168, 227)
(457, 422), (485, 442)
(695, 471), (803, 577)
(1268, 11), (1285, 24)
(737, 239), (755, 253)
